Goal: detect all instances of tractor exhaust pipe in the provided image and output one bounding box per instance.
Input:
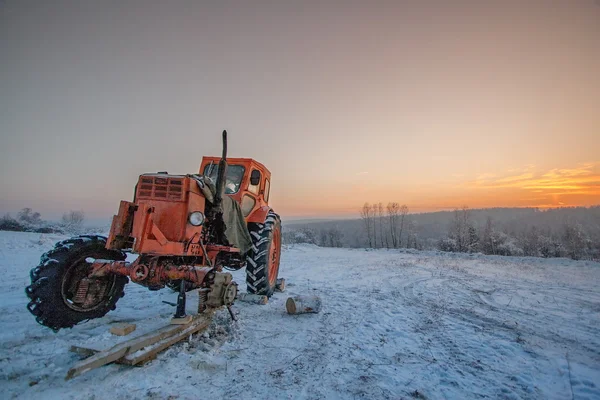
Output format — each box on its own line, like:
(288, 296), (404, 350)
(213, 130), (228, 209)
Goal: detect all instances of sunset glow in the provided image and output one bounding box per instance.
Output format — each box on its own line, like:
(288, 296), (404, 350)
(1, 1), (599, 221)
(272, 162), (600, 219)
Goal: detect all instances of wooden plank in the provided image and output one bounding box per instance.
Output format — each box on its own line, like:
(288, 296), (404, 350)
(65, 312), (214, 380)
(120, 315), (213, 365)
(69, 345), (132, 365)
(110, 323), (137, 336)
(66, 344), (133, 380)
(69, 345), (100, 359)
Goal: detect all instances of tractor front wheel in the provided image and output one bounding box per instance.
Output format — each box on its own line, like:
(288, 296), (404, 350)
(26, 236), (128, 331)
(246, 211), (282, 297)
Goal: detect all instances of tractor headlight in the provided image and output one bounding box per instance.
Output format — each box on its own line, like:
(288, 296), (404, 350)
(189, 211), (205, 226)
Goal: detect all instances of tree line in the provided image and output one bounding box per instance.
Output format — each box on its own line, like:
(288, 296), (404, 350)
(283, 205), (600, 262)
(438, 206), (596, 260)
(359, 202), (417, 249)
(0, 208), (86, 234)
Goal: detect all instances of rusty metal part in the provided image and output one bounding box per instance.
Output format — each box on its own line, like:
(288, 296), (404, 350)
(132, 264), (149, 281)
(223, 282), (237, 305)
(198, 289), (209, 313)
(87, 258), (237, 315)
(227, 306), (236, 321)
(73, 279), (90, 304)
(205, 272), (237, 308)
(107, 201), (137, 250)
(83, 279), (109, 308)
(89, 258), (212, 288)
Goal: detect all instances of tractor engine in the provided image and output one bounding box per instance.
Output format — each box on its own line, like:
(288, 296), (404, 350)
(107, 174), (209, 257)
(92, 171), (241, 291)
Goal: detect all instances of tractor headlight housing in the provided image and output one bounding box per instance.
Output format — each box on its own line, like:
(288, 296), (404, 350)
(189, 211), (205, 226)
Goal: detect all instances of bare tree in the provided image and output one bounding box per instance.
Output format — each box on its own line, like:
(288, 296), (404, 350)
(521, 226), (540, 257)
(377, 203), (386, 248)
(467, 226), (479, 253)
(449, 206), (471, 252)
(398, 205), (409, 248)
(360, 203), (374, 247)
(371, 204), (378, 248)
(326, 226), (344, 248)
(319, 229), (328, 246)
(406, 219), (417, 248)
(0, 213), (23, 231)
(284, 227), (319, 245)
(563, 222), (586, 260)
(18, 208), (42, 226)
(387, 202), (399, 248)
(62, 210), (85, 233)
(481, 216), (496, 255)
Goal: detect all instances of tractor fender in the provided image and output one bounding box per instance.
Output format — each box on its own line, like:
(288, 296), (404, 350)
(247, 206), (271, 223)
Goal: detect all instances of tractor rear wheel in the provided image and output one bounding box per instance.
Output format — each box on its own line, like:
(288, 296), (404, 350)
(245, 211), (281, 297)
(26, 236), (128, 331)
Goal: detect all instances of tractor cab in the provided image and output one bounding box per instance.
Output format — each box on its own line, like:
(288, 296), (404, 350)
(199, 157), (272, 223)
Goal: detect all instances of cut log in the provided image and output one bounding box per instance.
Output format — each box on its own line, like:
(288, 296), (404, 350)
(286, 295), (322, 314)
(275, 278), (286, 292)
(110, 323), (137, 336)
(236, 292), (268, 305)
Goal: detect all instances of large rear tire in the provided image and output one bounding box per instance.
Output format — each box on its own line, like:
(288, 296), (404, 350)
(246, 211), (282, 297)
(26, 235), (128, 331)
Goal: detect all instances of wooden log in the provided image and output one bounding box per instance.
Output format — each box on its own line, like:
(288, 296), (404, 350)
(286, 295), (322, 314)
(110, 323), (137, 336)
(275, 278), (286, 292)
(236, 292), (268, 305)
(65, 312), (214, 380)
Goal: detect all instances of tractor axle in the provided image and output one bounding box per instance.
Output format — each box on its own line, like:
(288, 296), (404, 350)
(88, 258), (213, 288)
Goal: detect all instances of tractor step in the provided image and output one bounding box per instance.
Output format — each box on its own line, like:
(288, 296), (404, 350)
(66, 311), (214, 380)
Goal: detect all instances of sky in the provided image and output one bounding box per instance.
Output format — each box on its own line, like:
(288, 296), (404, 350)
(1, 0), (599, 222)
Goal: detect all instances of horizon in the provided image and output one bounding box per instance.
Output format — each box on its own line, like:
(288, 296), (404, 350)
(5, 204), (599, 229)
(1, 1), (599, 220)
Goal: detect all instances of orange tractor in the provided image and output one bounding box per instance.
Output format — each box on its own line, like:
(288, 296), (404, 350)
(26, 131), (282, 331)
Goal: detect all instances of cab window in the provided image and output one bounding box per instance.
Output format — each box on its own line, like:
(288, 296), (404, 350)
(264, 179), (270, 202)
(203, 164), (245, 194)
(248, 169), (261, 195)
(241, 195), (256, 216)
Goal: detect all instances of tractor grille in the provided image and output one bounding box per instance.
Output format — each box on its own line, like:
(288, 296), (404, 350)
(137, 176), (184, 201)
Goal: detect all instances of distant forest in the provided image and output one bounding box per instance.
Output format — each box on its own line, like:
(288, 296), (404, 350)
(283, 206), (600, 261)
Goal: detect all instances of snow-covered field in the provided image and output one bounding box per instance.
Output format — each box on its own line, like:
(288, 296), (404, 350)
(0, 231), (599, 399)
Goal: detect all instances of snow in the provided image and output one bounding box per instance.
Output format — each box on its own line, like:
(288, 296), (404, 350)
(1, 231), (599, 399)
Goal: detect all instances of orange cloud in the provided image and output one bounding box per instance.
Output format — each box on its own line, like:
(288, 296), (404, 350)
(276, 162), (600, 218)
(463, 162), (600, 208)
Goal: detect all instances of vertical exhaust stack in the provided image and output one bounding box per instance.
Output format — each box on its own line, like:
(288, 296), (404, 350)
(213, 130), (228, 211)
(205, 130), (229, 245)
